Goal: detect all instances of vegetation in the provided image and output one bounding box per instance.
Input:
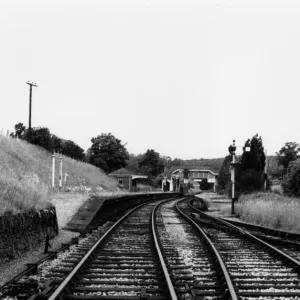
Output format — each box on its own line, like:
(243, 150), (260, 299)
(0, 135), (118, 216)
(217, 155), (231, 190)
(276, 142), (300, 169)
(10, 122), (85, 160)
(138, 149), (165, 177)
(235, 193), (300, 233)
(218, 134), (266, 196)
(87, 133), (129, 173)
(282, 159), (300, 196)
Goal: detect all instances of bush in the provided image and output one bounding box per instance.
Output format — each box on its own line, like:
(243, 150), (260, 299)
(282, 159), (300, 196)
(238, 169), (264, 193)
(271, 185), (283, 195)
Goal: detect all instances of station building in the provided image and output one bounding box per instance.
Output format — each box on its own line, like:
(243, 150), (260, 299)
(162, 168), (218, 192)
(108, 168), (148, 192)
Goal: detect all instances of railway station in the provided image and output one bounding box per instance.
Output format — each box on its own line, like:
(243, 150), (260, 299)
(162, 168), (218, 192)
(1, 1), (299, 299)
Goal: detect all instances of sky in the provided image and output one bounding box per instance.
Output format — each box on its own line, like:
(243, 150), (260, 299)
(1, 0), (300, 159)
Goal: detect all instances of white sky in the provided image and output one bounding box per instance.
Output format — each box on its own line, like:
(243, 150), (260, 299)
(1, 0), (299, 159)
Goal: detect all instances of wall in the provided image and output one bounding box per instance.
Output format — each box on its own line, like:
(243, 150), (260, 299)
(0, 208), (58, 263)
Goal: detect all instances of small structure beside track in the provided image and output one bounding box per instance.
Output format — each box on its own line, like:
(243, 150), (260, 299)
(108, 168), (148, 191)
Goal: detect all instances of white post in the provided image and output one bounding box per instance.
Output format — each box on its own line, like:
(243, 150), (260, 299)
(1, 128), (3, 136)
(6, 130), (9, 138)
(64, 173), (68, 184)
(264, 150), (268, 192)
(59, 156), (63, 189)
(52, 153), (56, 188)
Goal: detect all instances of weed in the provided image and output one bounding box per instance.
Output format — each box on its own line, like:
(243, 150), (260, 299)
(235, 192), (300, 233)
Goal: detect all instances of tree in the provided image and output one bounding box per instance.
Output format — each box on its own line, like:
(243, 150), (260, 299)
(282, 159), (300, 196)
(218, 134), (266, 196)
(239, 134), (266, 192)
(10, 122), (26, 139)
(126, 154), (143, 174)
(276, 142), (300, 169)
(138, 149), (165, 177)
(87, 133), (129, 173)
(217, 155), (232, 191)
(241, 134), (266, 171)
(26, 127), (53, 151)
(61, 140), (85, 160)
(161, 156), (172, 169)
(51, 134), (63, 153)
(172, 158), (183, 167)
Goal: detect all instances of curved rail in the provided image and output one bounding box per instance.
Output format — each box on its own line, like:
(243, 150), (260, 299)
(48, 200), (153, 300)
(175, 199), (239, 300)
(48, 198), (180, 299)
(189, 199), (300, 269)
(152, 201), (178, 300)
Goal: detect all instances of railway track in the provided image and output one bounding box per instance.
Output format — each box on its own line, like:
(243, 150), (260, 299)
(156, 199), (235, 299)
(24, 199), (178, 299)
(190, 197), (300, 263)
(3, 196), (240, 300)
(4, 195), (300, 299)
(185, 198), (300, 299)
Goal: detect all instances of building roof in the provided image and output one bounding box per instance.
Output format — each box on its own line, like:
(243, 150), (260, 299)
(109, 168), (134, 176)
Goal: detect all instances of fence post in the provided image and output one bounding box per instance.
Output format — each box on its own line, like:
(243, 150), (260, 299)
(52, 153), (56, 188)
(59, 156), (63, 189)
(64, 173), (68, 184)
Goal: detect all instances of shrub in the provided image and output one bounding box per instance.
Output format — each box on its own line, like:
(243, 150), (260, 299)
(282, 159), (300, 196)
(271, 185), (283, 195)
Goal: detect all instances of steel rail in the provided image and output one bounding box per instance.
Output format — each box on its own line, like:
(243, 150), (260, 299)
(189, 199), (300, 269)
(219, 216), (300, 241)
(152, 200), (179, 300)
(47, 199), (160, 300)
(176, 199), (239, 300)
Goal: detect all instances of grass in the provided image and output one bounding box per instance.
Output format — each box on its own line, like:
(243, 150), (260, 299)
(225, 192), (300, 233)
(0, 135), (119, 216)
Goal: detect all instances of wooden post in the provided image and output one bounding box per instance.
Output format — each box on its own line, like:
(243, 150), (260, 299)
(59, 156), (63, 189)
(52, 153), (55, 188)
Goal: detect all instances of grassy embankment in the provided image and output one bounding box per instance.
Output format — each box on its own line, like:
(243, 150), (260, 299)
(0, 135), (124, 216)
(216, 192), (300, 234)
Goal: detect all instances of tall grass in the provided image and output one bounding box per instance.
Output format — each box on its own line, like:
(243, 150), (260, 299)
(235, 192), (300, 233)
(0, 136), (118, 215)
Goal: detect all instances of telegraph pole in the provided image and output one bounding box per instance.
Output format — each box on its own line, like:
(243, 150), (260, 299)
(26, 81), (38, 132)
